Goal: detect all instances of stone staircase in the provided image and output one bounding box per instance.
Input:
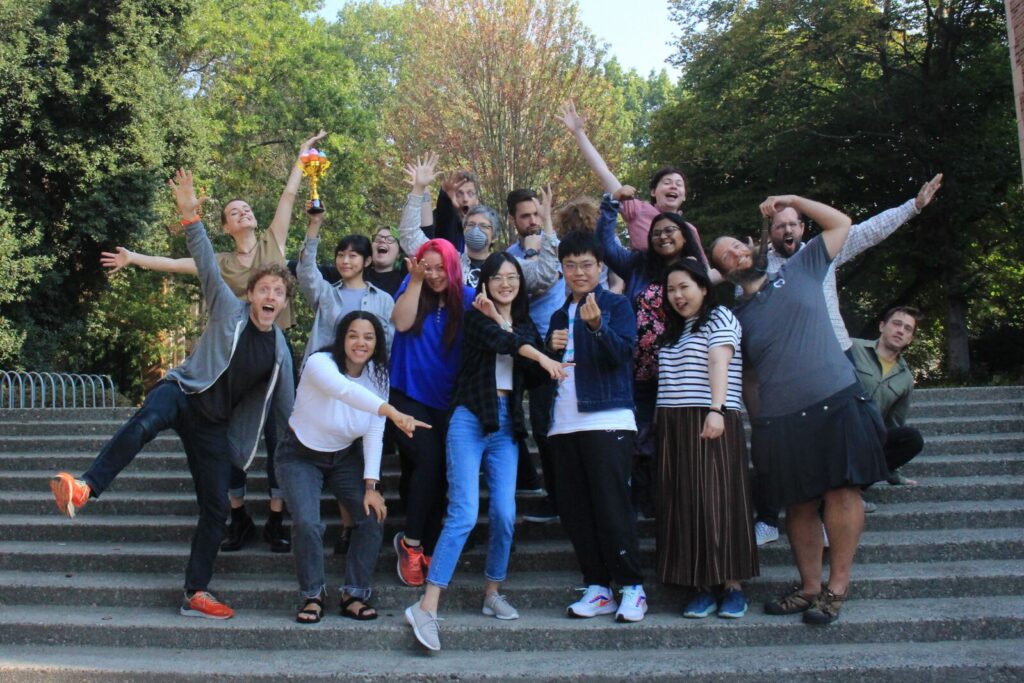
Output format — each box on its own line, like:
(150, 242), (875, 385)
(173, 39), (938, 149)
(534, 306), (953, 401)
(0, 386), (1021, 681)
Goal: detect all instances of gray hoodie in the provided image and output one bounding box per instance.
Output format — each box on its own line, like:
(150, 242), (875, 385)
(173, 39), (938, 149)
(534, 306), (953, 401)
(164, 220), (295, 471)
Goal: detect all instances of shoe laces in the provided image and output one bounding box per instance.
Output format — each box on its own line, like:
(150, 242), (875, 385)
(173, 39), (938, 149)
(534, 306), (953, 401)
(620, 585), (645, 605)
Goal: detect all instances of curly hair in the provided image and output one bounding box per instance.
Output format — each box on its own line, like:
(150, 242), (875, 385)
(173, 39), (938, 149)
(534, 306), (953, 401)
(553, 196), (599, 239)
(322, 311), (390, 396)
(246, 263), (296, 300)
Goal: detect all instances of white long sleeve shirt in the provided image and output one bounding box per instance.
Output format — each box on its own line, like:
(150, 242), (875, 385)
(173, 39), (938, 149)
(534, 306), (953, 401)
(288, 352), (387, 481)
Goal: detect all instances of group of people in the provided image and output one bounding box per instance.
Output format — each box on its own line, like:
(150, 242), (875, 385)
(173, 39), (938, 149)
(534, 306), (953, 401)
(47, 108), (940, 652)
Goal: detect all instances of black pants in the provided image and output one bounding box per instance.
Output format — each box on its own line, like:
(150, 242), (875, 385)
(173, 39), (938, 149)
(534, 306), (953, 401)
(391, 389), (449, 555)
(526, 382), (557, 505)
(550, 429), (644, 587)
(884, 426), (924, 472)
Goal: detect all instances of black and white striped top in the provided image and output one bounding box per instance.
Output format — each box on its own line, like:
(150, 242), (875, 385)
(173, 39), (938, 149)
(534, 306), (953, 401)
(656, 306), (745, 410)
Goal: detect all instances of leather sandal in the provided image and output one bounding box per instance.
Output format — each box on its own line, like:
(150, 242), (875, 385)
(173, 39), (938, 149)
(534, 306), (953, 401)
(764, 586), (816, 615)
(803, 585), (847, 625)
(340, 595), (378, 621)
(296, 595), (324, 624)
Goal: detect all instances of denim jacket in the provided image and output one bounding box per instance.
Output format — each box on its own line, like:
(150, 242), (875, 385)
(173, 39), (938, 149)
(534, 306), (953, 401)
(545, 285), (635, 412)
(164, 221), (295, 472)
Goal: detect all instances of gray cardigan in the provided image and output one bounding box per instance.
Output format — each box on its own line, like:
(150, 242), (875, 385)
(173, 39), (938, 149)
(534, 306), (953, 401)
(297, 236), (396, 368)
(164, 220), (295, 471)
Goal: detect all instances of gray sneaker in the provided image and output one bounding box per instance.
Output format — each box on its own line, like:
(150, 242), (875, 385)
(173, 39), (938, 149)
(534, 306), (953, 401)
(482, 593), (520, 620)
(405, 602), (441, 651)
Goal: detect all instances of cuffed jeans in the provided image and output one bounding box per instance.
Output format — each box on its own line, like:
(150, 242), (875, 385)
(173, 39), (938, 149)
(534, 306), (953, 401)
(428, 401), (518, 588)
(550, 429), (644, 587)
(275, 429), (382, 601)
(82, 381), (230, 593)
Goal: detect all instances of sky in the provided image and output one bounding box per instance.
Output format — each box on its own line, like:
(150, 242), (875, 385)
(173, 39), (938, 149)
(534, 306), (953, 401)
(316, 0), (681, 78)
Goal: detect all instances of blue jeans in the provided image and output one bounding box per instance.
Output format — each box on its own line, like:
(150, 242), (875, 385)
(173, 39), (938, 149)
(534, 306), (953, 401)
(428, 400), (518, 588)
(82, 381), (231, 592)
(275, 429), (382, 601)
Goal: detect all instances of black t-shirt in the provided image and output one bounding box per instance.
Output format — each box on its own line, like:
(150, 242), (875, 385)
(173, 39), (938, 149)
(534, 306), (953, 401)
(366, 268), (406, 298)
(190, 318), (276, 424)
(466, 258), (485, 289)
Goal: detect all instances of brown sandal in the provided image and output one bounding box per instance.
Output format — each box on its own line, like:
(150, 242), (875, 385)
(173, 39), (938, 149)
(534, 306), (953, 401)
(296, 595), (323, 624)
(802, 586), (847, 625)
(764, 586), (816, 615)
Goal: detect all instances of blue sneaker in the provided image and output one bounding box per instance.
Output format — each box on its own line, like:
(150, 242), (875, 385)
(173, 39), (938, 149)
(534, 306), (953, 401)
(683, 591), (717, 618)
(718, 588), (748, 618)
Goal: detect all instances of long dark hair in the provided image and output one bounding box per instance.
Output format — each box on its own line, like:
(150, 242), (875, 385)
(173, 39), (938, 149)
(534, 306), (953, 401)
(410, 239), (465, 350)
(477, 252), (530, 326)
(320, 311), (389, 395)
(659, 259), (717, 346)
(643, 212), (704, 283)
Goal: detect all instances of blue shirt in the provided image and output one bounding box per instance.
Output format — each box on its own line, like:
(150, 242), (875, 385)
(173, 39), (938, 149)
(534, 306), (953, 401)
(506, 241), (565, 337)
(389, 276), (477, 410)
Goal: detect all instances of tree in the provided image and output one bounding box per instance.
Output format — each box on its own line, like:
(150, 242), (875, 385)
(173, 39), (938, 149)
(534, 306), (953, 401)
(657, 0), (1022, 379)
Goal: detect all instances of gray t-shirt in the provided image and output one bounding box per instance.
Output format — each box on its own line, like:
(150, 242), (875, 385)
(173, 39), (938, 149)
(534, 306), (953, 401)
(733, 236), (856, 417)
(338, 286), (366, 317)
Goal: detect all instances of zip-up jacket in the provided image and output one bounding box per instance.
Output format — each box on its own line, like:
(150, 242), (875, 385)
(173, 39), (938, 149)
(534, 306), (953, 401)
(849, 337), (914, 428)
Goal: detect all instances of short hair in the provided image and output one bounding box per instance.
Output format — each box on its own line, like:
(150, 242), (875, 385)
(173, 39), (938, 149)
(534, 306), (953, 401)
(553, 196), (599, 238)
(464, 205), (501, 232)
(882, 306), (923, 327)
(558, 230), (603, 263)
(506, 188), (539, 216)
(246, 262), (296, 300)
(449, 169), (480, 194)
(707, 235), (733, 269)
(648, 167), (688, 202)
(220, 198), (248, 225)
(335, 234), (372, 259)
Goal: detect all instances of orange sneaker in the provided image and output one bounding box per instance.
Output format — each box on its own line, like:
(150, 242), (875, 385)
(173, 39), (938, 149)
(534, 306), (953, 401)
(50, 472), (90, 518)
(394, 532), (425, 587)
(180, 591), (234, 620)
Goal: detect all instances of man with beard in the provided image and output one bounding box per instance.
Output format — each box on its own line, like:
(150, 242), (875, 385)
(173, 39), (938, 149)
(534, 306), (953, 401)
(749, 174), (942, 545)
(710, 195), (888, 626)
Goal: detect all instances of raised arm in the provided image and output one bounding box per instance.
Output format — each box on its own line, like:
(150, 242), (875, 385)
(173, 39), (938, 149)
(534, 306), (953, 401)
(398, 153), (442, 257)
(267, 129), (328, 253)
(518, 186), (560, 295)
(557, 100), (621, 195)
(391, 258), (427, 332)
(760, 195), (851, 260)
(296, 203), (330, 310)
(101, 247), (197, 275)
(597, 194), (642, 279)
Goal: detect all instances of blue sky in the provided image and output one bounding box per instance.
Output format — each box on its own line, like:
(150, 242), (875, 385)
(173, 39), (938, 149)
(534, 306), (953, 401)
(316, 0), (681, 78)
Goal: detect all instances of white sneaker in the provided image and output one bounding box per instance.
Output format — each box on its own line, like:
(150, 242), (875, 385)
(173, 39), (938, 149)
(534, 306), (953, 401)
(482, 593), (519, 620)
(755, 521), (779, 546)
(566, 585), (617, 618)
(615, 584), (648, 623)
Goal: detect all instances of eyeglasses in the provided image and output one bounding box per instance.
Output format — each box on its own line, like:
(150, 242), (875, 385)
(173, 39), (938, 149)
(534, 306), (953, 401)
(562, 260), (598, 273)
(488, 274), (520, 284)
(651, 226), (680, 239)
(373, 235), (397, 244)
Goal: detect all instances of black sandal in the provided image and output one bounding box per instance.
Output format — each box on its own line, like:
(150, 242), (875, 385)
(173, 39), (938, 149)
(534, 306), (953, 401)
(296, 596), (324, 624)
(340, 595), (378, 621)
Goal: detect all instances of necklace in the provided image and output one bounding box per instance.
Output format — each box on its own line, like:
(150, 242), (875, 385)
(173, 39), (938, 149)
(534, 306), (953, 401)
(235, 240), (258, 257)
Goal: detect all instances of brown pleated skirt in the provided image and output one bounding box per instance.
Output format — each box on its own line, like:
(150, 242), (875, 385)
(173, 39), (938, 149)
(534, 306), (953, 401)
(656, 407), (759, 587)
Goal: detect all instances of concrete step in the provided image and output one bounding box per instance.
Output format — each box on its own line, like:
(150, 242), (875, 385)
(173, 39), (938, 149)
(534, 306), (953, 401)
(1, 640), (1021, 682)
(913, 386), (1024, 402)
(909, 399), (1024, 418)
(0, 596), (1021, 651)
(911, 415), (1023, 437)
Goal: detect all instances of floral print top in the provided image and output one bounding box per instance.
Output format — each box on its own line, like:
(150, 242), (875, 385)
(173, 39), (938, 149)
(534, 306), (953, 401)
(633, 281), (666, 382)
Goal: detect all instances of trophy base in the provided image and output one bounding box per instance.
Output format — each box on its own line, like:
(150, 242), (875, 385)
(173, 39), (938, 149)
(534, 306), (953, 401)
(308, 199), (325, 214)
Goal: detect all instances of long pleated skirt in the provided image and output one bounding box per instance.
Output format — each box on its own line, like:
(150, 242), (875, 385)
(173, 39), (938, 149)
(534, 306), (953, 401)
(656, 407), (759, 587)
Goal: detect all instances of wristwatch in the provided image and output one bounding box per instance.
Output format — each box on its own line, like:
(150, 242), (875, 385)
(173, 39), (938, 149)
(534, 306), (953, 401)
(365, 481), (382, 492)
(708, 405), (728, 416)
(523, 248), (539, 258)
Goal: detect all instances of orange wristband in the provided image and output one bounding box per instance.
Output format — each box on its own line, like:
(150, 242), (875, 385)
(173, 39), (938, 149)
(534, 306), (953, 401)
(180, 216), (199, 226)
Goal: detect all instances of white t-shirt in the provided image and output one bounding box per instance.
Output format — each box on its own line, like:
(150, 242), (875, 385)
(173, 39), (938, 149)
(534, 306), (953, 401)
(549, 302), (636, 436)
(656, 306), (744, 411)
(288, 352), (388, 480)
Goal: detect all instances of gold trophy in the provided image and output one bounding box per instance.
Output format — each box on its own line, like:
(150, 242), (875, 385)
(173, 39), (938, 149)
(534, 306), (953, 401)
(299, 148), (331, 214)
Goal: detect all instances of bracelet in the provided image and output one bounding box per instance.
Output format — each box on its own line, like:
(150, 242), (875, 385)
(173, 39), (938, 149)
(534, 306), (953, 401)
(707, 406), (726, 416)
(180, 215), (199, 226)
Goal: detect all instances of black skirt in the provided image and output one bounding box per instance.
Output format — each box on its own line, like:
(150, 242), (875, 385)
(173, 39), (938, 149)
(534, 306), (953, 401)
(750, 383), (888, 510)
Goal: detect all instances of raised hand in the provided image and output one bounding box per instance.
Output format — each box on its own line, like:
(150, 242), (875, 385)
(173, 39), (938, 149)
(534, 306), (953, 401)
(759, 195), (799, 218)
(915, 173), (943, 211)
(167, 169), (205, 220)
(579, 292), (602, 331)
(299, 129), (328, 155)
(538, 184), (554, 234)
(557, 100), (585, 134)
(404, 153), (442, 194)
(538, 355), (573, 381)
(700, 411), (725, 440)
(549, 328), (569, 352)
(405, 255), (428, 283)
(613, 185), (636, 202)
(472, 290), (500, 324)
(100, 247), (134, 273)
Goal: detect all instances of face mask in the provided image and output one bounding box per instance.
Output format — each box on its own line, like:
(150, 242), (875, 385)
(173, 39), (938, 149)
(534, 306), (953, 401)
(464, 226), (490, 252)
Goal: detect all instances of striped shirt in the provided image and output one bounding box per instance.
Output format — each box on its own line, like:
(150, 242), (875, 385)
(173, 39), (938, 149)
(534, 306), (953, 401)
(656, 306), (744, 410)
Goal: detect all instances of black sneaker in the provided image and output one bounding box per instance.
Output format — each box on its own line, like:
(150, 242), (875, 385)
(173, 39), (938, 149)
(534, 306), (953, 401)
(264, 516), (291, 553)
(523, 498), (559, 524)
(221, 511), (256, 552)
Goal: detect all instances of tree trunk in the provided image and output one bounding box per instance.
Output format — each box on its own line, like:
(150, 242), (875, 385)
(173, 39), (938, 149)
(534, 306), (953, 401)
(944, 295), (971, 379)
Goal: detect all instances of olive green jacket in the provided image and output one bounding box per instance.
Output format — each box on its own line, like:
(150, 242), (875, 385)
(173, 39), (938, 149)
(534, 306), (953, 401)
(849, 337), (914, 428)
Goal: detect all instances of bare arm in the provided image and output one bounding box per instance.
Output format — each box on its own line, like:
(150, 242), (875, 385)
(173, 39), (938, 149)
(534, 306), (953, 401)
(101, 247), (197, 275)
(267, 129), (328, 254)
(391, 257), (427, 332)
(701, 344), (734, 439)
(557, 101), (621, 195)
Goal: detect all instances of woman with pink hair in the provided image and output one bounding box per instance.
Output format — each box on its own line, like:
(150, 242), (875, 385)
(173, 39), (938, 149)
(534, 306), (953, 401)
(389, 239), (476, 587)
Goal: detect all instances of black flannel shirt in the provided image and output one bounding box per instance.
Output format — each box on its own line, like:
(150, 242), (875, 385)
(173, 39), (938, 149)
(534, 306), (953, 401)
(450, 308), (550, 437)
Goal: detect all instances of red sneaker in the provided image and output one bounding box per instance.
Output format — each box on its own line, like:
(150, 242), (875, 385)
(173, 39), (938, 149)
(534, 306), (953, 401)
(394, 532), (425, 586)
(180, 591), (234, 620)
(50, 472), (90, 518)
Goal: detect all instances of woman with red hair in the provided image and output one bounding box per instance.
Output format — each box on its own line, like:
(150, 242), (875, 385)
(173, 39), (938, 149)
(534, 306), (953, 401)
(389, 239), (476, 587)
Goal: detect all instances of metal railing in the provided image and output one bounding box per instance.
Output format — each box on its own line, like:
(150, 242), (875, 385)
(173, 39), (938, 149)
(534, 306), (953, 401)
(0, 371), (118, 409)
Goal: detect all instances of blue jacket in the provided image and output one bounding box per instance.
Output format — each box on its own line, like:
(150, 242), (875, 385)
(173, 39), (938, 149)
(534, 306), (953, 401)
(545, 285), (635, 412)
